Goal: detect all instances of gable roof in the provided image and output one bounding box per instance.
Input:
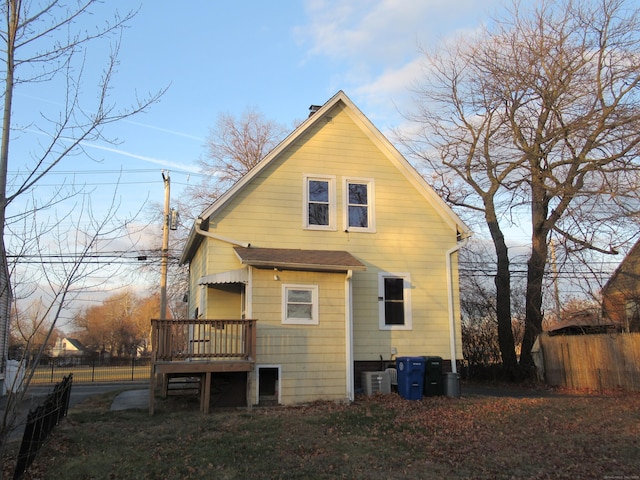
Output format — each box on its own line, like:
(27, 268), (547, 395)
(180, 91), (470, 264)
(61, 337), (85, 351)
(234, 247), (366, 272)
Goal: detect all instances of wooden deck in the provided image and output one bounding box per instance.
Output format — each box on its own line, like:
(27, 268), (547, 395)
(149, 319), (257, 414)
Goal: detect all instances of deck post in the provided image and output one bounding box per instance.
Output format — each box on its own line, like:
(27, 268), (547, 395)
(201, 372), (211, 413)
(149, 366), (155, 415)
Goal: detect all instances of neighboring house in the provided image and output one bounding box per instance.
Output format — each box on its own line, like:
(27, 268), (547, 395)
(543, 308), (619, 335)
(51, 337), (87, 360)
(178, 91), (470, 407)
(602, 239), (640, 333)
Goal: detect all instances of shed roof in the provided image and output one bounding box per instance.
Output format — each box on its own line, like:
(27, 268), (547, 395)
(199, 267), (249, 285)
(233, 247), (366, 272)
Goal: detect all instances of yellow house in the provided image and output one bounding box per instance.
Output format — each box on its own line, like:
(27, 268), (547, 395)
(178, 91), (470, 407)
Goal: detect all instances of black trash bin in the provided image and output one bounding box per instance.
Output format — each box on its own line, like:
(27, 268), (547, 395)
(423, 356), (443, 396)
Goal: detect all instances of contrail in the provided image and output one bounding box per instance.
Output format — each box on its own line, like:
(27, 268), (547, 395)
(124, 119), (205, 142)
(82, 142), (200, 173)
(22, 128), (201, 173)
(17, 92), (205, 142)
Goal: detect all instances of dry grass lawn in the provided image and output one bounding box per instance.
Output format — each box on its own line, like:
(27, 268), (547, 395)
(4, 387), (640, 479)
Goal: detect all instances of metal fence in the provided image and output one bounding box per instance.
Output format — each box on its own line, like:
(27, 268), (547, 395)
(14, 374), (73, 480)
(30, 358), (151, 384)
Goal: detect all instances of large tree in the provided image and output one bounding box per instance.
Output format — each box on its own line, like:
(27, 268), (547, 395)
(404, 0), (640, 374)
(73, 290), (158, 357)
(0, 0), (164, 356)
(0, 0), (164, 464)
(184, 107), (288, 214)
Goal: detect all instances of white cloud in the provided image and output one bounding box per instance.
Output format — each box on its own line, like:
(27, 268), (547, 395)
(295, 0), (505, 129)
(354, 57), (423, 106)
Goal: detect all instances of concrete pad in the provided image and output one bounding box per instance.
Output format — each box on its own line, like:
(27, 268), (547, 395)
(110, 389), (149, 411)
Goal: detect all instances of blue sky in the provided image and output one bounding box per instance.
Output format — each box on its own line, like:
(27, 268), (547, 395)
(8, 0), (533, 314)
(9, 0), (511, 222)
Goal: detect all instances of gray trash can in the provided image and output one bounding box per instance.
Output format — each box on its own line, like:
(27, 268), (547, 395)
(444, 372), (460, 398)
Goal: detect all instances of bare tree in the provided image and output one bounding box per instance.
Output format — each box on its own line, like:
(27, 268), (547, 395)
(184, 107), (288, 213)
(1, 191), (140, 465)
(0, 0), (165, 362)
(0, 1), (165, 470)
(459, 240), (526, 379)
(9, 298), (63, 359)
(167, 108), (288, 315)
(404, 0), (640, 376)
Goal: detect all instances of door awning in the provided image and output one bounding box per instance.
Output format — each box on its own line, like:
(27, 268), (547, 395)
(198, 267), (248, 285)
(233, 247), (366, 272)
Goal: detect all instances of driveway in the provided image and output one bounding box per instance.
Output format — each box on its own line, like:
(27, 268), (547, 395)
(2, 382), (149, 442)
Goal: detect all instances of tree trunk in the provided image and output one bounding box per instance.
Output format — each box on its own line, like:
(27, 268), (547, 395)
(521, 184), (549, 372)
(485, 207), (518, 373)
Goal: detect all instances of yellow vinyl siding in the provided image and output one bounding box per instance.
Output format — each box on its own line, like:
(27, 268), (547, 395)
(250, 268), (348, 404)
(206, 285), (242, 319)
(188, 244), (207, 318)
(195, 101), (462, 393)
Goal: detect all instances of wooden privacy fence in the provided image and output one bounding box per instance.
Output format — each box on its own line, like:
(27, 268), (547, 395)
(539, 332), (640, 391)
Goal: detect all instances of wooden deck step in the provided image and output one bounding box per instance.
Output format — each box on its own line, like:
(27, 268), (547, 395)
(166, 376), (201, 396)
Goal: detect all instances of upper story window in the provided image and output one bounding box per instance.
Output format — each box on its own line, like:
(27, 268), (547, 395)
(303, 175), (336, 230)
(344, 178), (375, 232)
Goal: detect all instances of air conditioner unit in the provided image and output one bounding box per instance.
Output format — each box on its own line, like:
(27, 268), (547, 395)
(361, 371), (391, 396)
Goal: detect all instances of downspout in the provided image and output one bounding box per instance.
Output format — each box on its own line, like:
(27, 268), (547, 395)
(446, 236), (470, 374)
(195, 217), (250, 247)
(345, 269), (354, 401)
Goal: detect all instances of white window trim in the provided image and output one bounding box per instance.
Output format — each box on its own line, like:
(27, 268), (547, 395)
(343, 177), (375, 233)
(303, 174), (336, 230)
(378, 272), (412, 330)
(282, 284), (319, 325)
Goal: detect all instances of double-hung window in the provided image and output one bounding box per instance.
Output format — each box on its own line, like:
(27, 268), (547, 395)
(378, 272), (412, 330)
(282, 284), (319, 325)
(344, 178), (375, 232)
(304, 175), (336, 230)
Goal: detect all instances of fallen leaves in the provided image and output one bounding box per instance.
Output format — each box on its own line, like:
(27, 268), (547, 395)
(7, 389), (640, 479)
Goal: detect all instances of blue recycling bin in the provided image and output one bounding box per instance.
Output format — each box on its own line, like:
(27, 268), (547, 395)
(396, 356), (426, 400)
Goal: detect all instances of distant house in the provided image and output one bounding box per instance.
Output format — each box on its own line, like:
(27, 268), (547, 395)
(169, 91), (470, 407)
(602, 240), (640, 332)
(52, 337), (87, 359)
(543, 307), (619, 336)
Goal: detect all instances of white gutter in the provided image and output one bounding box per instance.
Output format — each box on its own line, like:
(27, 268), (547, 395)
(195, 218), (250, 248)
(345, 269), (354, 401)
(446, 237), (470, 374)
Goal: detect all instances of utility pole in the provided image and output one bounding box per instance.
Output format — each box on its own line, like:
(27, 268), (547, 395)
(550, 237), (561, 323)
(160, 171), (170, 319)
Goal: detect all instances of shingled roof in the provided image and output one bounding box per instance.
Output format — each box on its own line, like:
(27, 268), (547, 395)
(233, 247), (366, 272)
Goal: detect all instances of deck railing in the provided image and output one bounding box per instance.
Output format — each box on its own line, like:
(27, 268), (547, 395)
(150, 319), (257, 363)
